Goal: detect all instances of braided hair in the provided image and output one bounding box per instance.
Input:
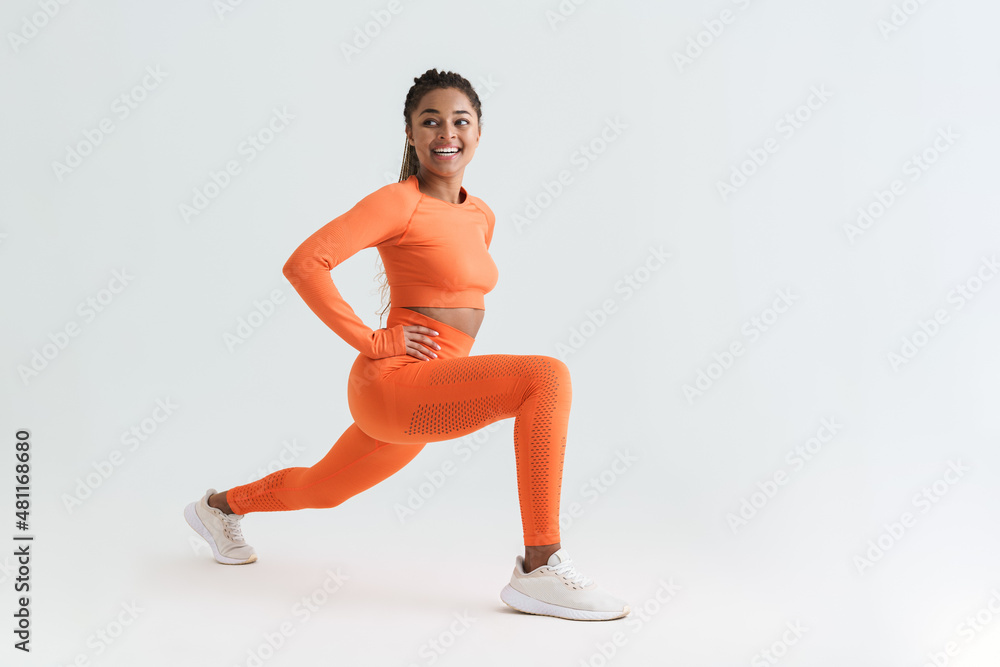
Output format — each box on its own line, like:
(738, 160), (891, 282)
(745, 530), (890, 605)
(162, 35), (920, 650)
(376, 68), (484, 325)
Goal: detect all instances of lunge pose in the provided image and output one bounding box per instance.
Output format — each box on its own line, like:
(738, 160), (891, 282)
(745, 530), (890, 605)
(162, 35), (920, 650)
(185, 68), (629, 621)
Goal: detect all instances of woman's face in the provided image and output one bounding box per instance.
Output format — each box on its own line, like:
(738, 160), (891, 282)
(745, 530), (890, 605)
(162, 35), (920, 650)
(405, 87), (480, 178)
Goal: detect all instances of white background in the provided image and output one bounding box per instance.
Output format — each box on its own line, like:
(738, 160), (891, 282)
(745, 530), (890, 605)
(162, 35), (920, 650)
(2, 1), (999, 665)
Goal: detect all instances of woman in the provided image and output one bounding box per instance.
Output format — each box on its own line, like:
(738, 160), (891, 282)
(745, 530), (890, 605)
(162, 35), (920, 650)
(185, 68), (629, 621)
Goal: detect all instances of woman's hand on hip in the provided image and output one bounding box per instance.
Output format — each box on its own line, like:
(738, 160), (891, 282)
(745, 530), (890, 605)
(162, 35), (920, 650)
(401, 325), (440, 360)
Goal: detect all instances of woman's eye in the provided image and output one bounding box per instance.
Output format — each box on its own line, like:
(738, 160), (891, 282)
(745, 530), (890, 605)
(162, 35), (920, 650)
(424, 119), (469, 126)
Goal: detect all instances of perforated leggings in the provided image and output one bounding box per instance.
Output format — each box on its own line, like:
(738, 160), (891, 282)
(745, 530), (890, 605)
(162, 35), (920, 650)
(225, 307), (570, 546)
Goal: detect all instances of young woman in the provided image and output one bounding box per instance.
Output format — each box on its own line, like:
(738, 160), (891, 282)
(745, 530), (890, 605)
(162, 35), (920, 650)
(185, 68), (629, 621)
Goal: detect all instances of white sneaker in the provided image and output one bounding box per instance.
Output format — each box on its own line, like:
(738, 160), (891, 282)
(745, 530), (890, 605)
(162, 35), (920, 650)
(184, 488), (257, 565)
(500, 548), (629, 621)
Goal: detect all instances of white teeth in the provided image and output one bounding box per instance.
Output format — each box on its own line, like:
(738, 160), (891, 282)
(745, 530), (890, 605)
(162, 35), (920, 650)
(433, 148), (459, 154)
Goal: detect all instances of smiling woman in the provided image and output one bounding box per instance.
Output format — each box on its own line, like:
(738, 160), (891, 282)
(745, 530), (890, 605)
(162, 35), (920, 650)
(185, 68), (630, 622)
(388, 84), (487, 339)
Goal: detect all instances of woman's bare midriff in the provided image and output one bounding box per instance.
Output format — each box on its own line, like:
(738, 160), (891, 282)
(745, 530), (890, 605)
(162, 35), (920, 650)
(402, 306), (484, 340)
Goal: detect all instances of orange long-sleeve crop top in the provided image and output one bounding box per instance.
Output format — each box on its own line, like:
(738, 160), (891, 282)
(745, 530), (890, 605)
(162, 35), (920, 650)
(282, 174), (498, 359)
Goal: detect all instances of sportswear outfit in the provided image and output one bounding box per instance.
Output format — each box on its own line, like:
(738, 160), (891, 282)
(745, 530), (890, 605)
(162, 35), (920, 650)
(186, 174), (628, 619)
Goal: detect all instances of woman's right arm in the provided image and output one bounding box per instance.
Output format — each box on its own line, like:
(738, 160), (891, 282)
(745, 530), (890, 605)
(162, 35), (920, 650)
(282, 185), (416, 359)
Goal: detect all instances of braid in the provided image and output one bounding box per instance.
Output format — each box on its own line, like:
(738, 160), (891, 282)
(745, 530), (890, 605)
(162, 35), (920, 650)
(376, 68), (484, 326)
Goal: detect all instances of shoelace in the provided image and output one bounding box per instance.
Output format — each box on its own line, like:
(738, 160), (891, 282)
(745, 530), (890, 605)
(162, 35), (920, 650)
(549, 558), (594, 587)
(221, 513), (247, 543)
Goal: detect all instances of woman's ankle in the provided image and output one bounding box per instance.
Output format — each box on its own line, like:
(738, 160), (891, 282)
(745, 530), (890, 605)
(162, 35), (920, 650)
(208, 491), (234, 515)
(523, 542), (561, 572)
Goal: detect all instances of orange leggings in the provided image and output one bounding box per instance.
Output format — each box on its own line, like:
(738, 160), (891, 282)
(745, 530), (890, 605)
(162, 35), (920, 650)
(226, 307), (570, 546)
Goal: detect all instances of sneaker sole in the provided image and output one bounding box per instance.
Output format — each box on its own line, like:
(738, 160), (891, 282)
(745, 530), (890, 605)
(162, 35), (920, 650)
(184, 501), (257, 565)
(500, 584), (629, 621)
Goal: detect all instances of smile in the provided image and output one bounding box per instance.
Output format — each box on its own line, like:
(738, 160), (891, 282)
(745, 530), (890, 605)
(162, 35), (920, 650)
(431, 147), (461, 159)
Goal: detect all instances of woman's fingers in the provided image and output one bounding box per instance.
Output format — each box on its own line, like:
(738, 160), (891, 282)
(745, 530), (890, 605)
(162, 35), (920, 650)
(403, 324), (440, 338)
(403, 325), (441, 349)
(405, 342), (434, 361)
(401, 325), (440, 359)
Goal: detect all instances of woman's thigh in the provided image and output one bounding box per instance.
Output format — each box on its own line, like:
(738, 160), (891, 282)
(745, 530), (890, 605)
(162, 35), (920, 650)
(349, 353), (562, 445)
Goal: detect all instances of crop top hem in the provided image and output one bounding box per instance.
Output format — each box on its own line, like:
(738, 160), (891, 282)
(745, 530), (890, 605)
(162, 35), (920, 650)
(390, 285), (486, 310)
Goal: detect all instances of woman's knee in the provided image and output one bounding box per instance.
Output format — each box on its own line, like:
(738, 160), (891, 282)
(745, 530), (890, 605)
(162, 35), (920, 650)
(525, 354), (571, 390)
